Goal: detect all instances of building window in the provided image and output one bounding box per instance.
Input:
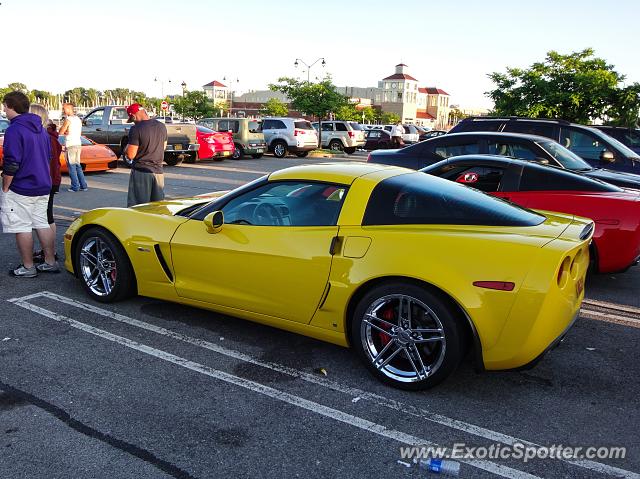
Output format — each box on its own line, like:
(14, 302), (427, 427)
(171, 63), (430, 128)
(398, 92), (403, 101)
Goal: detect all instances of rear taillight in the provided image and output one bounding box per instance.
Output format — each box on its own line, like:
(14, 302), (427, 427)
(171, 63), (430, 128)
(348, 131), (355, 138)
(367, 153), (372, 162)
(294, 129), (305, 136)
(557, 256), (571, 288)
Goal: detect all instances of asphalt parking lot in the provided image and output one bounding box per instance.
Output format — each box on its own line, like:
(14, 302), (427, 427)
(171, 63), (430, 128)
(1, 154), (638, 479)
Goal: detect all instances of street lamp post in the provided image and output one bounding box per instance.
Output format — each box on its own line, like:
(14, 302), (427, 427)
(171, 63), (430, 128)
(223, 76), (239, 117)
(294, 57), (326, 83)
(154, 77), (172, 98)
(181, 81), (187, 122)
(294, 58), (327, 147)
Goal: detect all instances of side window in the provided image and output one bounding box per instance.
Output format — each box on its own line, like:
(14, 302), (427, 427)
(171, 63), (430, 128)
(321, 122), (334, 131)
(449, 166), (506, 192)
(84, 109), (104, 125)
(433, 141), (480, 159)
(275, 120), (287, 129)
(111, 108), (129, 122)
(218, 120), (229, 131)
(487, 141), (537, 160)
(229, 120), (240, 133)
(335, 123), (348, 132)
(221, 181), (348, 227)
(262, 120), (274, 130)
(520, 166), (596, 191)
(503, 122), (554, 139)
(560, 128), (604, 160)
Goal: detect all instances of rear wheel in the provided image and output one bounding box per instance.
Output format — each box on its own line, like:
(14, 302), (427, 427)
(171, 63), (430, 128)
(272, 141), (288, 158)
(350, 282), (463, 390)
(295, 151), (309, 158)
(164, 155), (184, 166)
(329, 140), (343, 152)
(232, 145), (244, 160)
(185, 153), (197, 164)
(252, 153), (264, 159)
(74, 228), (136, 303)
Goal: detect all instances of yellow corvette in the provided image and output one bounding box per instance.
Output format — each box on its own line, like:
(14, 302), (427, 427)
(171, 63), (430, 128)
(64, 163), (593, 389)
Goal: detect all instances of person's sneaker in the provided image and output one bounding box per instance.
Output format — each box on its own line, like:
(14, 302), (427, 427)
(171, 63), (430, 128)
(33, 250), (59, 264)
(36, 261), (60, 273)
(67, 188), (78, 192)
(11, 265), (37, 278)
(80, 187), (88, 191)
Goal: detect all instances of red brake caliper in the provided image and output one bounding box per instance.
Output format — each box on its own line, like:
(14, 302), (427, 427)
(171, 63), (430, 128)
(378, 307), (395, 347)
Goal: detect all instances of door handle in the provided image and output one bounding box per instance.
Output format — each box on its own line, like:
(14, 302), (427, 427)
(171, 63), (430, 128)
(329, 236), (343, 255)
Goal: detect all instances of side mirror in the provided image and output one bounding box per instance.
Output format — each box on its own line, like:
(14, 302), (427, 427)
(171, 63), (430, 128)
(535, 157), (550, 165)
(204, 210), (224, 234)
(600, 150), (615, 163)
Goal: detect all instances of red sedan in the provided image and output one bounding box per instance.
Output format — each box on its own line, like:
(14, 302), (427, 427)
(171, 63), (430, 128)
(423, 155), (640, 273)
(196, 126), (234, 160)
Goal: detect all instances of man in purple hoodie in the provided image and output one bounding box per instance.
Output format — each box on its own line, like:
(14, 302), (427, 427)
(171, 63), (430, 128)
(1, 91), (57, 277)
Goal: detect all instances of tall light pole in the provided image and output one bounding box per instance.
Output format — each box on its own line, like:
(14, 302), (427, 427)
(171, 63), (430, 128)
(223, 76), (239, 117)
(154, 77), (172, 98)
(181, 81), (187, 121)
(294, 57), (326, 83)
(294, 58), (327, 147)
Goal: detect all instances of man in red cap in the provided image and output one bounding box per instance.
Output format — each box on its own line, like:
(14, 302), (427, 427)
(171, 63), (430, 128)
(125, 103), (168, 206)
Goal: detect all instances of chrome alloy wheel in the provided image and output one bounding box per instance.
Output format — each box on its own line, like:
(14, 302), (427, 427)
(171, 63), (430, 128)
(361, 294), (446, 383)
(79, 236), (118, 297)
(273, 143), (286, 157)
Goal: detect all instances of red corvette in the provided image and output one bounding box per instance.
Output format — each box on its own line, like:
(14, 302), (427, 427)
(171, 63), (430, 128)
(422, 155), (640, 273)
(196, 126), (234, 160)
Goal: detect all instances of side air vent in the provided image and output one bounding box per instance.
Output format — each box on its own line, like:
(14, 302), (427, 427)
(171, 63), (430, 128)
(579, 223), (594, 241)
(154, 244), (174, 282)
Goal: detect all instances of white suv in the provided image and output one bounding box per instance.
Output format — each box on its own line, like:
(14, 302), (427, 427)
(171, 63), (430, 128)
(261, 117), (318, 158)
(311, 120), (366, 154)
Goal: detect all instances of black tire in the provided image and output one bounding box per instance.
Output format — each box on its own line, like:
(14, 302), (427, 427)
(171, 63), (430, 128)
(251, 153), (264, 159)
(350, 281), (464, 390)
(232, 144), (244, 160)
(329, 140), (344, 152)
(185, 153), (197, 164)
(344, 147), (356, 154)
(74, 228), (136, 303)
(164, 155), (184, 166)
(295, 151), (309, 158)
(272, 141), (288, 158)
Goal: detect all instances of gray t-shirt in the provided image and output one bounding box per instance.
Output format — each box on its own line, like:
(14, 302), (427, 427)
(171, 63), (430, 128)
(128, 119), (167, 174)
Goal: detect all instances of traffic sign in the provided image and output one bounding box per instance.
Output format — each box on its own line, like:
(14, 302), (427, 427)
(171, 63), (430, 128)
(161, 100), (169, 111)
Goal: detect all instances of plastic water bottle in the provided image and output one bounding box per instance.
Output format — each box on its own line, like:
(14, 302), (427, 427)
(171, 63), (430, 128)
(418, 458), (460, 476)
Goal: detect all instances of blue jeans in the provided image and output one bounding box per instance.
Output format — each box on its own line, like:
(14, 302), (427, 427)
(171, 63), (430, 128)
(67, 146), (87, 191)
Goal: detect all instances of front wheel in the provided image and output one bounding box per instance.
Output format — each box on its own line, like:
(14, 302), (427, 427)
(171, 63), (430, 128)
(272, 141), (288, 158)
(350, 282), (463, 390)
(295, 151), (309, 158)
(329, 140), (344, 152)
(74, 228), (136, 303)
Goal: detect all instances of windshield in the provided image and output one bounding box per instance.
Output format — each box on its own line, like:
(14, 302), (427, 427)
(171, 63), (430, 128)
(593, 129), (640, 158)
(536, 140), (593, 171)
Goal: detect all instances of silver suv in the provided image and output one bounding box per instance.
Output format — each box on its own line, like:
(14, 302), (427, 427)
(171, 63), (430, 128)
(261, 117), (318, 158)
(312, 120), (365, 154)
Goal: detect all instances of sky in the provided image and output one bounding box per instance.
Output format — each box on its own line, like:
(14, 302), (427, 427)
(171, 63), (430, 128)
(1, 0), (639, 109)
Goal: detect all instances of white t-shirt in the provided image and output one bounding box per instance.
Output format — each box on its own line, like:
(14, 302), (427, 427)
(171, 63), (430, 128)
(392, 124), (405, 137)
(65, 116), (82, 147)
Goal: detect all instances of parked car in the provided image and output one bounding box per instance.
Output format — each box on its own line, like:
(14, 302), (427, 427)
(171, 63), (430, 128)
(0, 119), (9, 134)
(449, 117), (640, 173)
(0, 135), (118, 173)
(594, 126), (640, 155)
(422, 155), (640, 273)
(363, 129), (393, 150)
(311, 120), (365, 154)
(197, 117), (266, 160)
(261, 117), (318, 158)
(369, 124), (420, 144)
(82, 105), (199, 166)
(367, 132), (640, 189)
(419, 129), (447, 141)
(63, 162), (592, 390)
(196, 126), (234, 160)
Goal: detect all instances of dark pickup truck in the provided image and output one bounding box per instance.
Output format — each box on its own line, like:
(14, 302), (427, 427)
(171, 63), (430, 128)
(81, 105), (199, 166)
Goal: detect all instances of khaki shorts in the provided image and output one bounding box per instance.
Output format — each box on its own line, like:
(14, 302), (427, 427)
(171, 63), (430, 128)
(0, 190), (50, 233)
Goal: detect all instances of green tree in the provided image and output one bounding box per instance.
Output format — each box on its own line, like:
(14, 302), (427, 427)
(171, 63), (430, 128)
(260, 98), (289, 117)
(486, 48), (640, 125)
(270, 76), (349, 145)
(173, 91), (216, 120)
(380, 112), (401, 124)
(7, 82), (28, 93)
(607, 84), (640, 127)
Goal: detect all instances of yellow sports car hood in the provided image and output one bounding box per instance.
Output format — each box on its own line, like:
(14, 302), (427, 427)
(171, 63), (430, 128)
(129, 191), (227, 216)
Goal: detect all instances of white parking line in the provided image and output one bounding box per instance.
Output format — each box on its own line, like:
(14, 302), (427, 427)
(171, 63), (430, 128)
(8, 294), (539, 479)
(583, 299), (640, 315)
(580, 308), (640, 329)
(10, 292), (639, 479)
